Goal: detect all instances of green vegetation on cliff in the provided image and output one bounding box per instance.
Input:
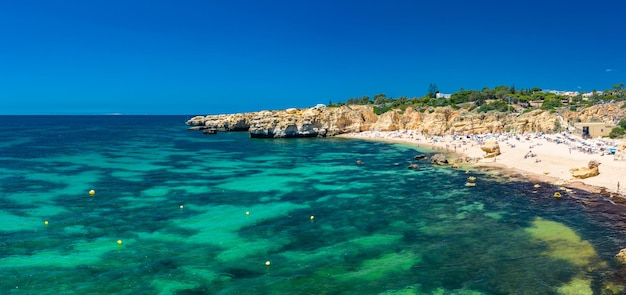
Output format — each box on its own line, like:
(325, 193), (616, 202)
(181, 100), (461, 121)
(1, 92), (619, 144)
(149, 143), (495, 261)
(329, 83), (626, 116)
(609, 119), (626, 138)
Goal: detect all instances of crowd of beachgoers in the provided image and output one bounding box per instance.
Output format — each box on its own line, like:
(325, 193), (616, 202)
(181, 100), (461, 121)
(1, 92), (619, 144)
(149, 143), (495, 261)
(340, 130), (625, 195)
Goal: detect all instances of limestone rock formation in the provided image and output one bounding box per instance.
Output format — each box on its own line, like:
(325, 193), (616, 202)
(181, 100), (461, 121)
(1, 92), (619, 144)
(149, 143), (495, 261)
(615, 248), (626, 264)
(570, 160), (600, 179)
(399, 107), (424, 130)
(186, 105), (378, 138)
(371, 111), (401, 131)
(186, 101), (624, 138)
(481, 141), (501, 158)
(418, 107), (456, 136)
(186, 113), (250, 131)
(563, 102), (626, 127)
(186, 116), (207, 126)
(510, 110), (559, 134)
(430, 154), (449, 166)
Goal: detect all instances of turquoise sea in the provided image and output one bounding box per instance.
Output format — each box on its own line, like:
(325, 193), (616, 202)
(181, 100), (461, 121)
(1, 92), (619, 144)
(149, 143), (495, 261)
(1, 115), (626, 294)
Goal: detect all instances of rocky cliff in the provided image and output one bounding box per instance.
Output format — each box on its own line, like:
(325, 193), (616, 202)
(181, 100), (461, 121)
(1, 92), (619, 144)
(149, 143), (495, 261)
(187, 105), (378, 138)
(186, 102), (625, 138)
(562, 103), (626, 125)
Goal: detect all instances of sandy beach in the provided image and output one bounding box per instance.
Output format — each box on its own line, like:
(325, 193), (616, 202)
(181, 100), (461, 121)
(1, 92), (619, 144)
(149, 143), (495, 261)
(339, 130), (626, 196)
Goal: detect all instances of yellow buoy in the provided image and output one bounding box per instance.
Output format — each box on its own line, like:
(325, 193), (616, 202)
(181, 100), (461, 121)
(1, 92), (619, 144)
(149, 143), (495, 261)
(246, 211), (250, 216)
(553, 192), (562, 198)
(44, 220), (49, 226)
(117, 240), (123, 245)
(265, 260), (271, 266)
(533, 184), (540, 188)
(179, 205), (184, 209)
(89, 189), (95, 196)
(310, 215), (315, 221)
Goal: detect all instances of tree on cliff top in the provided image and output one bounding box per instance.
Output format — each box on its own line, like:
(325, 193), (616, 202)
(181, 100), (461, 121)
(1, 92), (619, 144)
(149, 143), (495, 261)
(346, 95), (371, 105)
(428, 83), (439, 98)
(373, 94), (388, 105)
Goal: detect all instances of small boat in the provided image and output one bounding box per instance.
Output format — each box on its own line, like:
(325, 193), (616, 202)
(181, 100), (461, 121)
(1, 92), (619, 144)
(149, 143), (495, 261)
(202, 129), (217, 134)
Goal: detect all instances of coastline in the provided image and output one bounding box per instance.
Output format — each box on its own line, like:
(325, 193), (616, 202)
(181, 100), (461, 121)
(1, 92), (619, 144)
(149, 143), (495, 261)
(337, 130), (626, 199)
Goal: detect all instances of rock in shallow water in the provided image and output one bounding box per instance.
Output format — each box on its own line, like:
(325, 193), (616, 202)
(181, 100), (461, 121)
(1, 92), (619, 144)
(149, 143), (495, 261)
(430, 154), (448, 165)
(615, 248), (626, 264)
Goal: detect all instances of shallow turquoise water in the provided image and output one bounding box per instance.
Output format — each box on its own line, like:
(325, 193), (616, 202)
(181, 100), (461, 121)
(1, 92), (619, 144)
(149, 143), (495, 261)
(1, 116), (626, 294)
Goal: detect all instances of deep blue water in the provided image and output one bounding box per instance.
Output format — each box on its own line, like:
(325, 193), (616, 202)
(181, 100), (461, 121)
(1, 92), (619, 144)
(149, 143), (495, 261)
(1, 115), (626, 294)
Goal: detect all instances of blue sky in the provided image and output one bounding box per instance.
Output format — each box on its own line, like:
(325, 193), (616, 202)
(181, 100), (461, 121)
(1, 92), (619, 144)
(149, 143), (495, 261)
(1, 0), (624, 115)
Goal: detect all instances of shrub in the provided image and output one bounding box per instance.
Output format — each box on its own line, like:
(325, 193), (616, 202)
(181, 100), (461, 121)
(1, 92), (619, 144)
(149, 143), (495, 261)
(541, 97), (562, 110)
(373, 106), (393, 115)
(609, 127), (626, 139)
(477, 100), (508, 113)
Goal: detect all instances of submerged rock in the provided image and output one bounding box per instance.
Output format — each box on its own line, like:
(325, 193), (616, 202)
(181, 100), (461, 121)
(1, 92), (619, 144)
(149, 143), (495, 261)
(524, 217), (605, 295)
(407, 164), (419, 170)
(525, 217), (603, 268)
(615, 248), (626, 264)
(413, 154), (427, 160)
